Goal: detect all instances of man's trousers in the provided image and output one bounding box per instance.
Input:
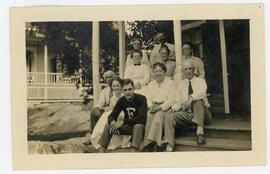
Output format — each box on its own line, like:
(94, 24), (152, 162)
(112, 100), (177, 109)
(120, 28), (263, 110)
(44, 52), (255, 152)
(99, 123), (144, 149)
(164, 100), (206, 148)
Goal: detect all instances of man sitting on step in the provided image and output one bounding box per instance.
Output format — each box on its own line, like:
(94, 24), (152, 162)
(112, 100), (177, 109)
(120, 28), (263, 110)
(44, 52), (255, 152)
(98, 79), (148, 153)
(164, 59), (209, 152)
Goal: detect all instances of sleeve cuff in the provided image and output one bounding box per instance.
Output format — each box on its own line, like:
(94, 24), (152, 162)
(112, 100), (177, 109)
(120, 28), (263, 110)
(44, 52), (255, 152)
(161, 104), (171, 111)
(172, 104), (181, 111)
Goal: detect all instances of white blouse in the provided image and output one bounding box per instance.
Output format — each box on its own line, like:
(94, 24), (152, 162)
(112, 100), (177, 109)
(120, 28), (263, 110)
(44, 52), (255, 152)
(146, 77), (176, 111)
(124, 64), (150, 86)
(126, 51), (149, 66)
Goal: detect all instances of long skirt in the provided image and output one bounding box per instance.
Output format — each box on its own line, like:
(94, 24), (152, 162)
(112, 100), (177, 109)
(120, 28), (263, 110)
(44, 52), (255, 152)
(143, 110), (167, 147)
(90, 111), (131, 149)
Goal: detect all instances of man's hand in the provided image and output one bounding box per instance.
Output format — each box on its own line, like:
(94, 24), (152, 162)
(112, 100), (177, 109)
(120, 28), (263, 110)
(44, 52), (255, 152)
(169, 104), (181, 113)
(179, 96), (193, 111)
(149, 105), (162, 113)
(180, 102), (189, 111)
(169, 107), (177, 113)
(134, 82), (142, 90)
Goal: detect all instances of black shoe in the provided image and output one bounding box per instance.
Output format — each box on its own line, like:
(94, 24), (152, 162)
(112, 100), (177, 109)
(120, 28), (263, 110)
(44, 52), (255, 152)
(82, 140), (92, 146)
(153, 144), (159, 152)
(197, 134), (206, 145)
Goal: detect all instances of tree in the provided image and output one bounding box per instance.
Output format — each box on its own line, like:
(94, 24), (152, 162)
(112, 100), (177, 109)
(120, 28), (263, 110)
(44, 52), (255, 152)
(31, 22), (120, 82)
(125, 20), (174, 49)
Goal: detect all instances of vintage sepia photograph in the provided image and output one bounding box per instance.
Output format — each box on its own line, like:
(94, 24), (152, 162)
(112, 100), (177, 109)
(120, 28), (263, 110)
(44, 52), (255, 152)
(11, 5), (265, 169)
(26, 20), (251, 154)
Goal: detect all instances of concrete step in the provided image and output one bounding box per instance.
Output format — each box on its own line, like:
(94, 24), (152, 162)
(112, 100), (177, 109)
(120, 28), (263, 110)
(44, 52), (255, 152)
(174, 136), (251, 151)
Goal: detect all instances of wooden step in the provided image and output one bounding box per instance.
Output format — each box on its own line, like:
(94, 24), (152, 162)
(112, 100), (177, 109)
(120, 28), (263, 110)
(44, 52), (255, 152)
(176, 118), (251, 140)
(209, 93), (224, 99)
(174, 136), (251, 151)
(208, 98), (224, 107)
(211, 106), (225, 114)
(178, 128), (251, 140)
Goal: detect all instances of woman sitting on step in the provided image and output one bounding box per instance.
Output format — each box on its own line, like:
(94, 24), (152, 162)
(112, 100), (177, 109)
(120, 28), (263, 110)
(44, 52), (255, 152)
(143, 62), (176, 152)
(90, 77), (131, 150)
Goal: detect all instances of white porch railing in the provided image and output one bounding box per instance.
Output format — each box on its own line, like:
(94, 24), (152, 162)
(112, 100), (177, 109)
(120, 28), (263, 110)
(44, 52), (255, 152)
(27, 72), (77, 85)
(27, 72), (82, 100)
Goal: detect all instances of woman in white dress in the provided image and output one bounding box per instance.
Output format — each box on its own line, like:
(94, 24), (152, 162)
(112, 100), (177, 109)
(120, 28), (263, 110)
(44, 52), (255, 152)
(143, 63), (176, 151)
(90, 77), (131, 149)
(124, 49), (150, 95)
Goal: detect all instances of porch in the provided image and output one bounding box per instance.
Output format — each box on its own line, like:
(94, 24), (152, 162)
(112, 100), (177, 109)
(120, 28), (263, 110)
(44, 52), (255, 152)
(27, 20), (250, 116)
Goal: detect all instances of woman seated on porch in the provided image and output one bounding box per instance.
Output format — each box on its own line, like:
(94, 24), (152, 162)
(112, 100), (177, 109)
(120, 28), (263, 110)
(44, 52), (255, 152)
(158, 45), (176, 79)
(143, 62), (176, 152)
(126, 37), (150, 66)
(182, 42), (205, 78)
(124, 49), (150, 95)
(90, 77), (131, 150)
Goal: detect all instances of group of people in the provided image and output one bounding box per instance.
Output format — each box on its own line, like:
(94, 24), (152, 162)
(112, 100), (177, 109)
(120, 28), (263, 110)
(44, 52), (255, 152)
(83, 32), (212, 152)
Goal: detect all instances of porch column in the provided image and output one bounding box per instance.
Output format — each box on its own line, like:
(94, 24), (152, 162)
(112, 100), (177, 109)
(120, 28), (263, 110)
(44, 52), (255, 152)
(173, 20), (182, 82)
(219, 20), (230, 114)
(118, 21), (126, 78)
(92, 21), (101, 105)
(44, 44), (48, 100)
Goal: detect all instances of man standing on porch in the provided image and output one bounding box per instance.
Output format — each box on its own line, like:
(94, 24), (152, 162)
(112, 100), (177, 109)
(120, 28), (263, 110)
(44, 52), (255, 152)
(150, 32), (175, 66)
(98, 79), (147, 153)
(164, 60), (208, 152)
(83, 70), (115, 146)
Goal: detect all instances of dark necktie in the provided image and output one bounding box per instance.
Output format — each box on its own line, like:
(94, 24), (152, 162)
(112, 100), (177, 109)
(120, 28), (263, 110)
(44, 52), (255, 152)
(188, 80), (193, 95)
(187, 80), (193, 113)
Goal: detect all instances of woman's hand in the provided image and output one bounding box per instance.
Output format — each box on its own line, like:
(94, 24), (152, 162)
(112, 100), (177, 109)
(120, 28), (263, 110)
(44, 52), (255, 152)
(149, 105), (162, 113)
(169, 107), (177, 113)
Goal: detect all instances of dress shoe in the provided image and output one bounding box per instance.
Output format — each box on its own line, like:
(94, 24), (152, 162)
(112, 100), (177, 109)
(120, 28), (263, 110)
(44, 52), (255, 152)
(99, 147), (107, 153)
(197, 134), (206, 145)
(130, 147), (138, 152)
(82, 140), (92, 146)
(153, 144), (159, 152)
(165, 144), (173, 152)
(82, 132), (92, 146)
